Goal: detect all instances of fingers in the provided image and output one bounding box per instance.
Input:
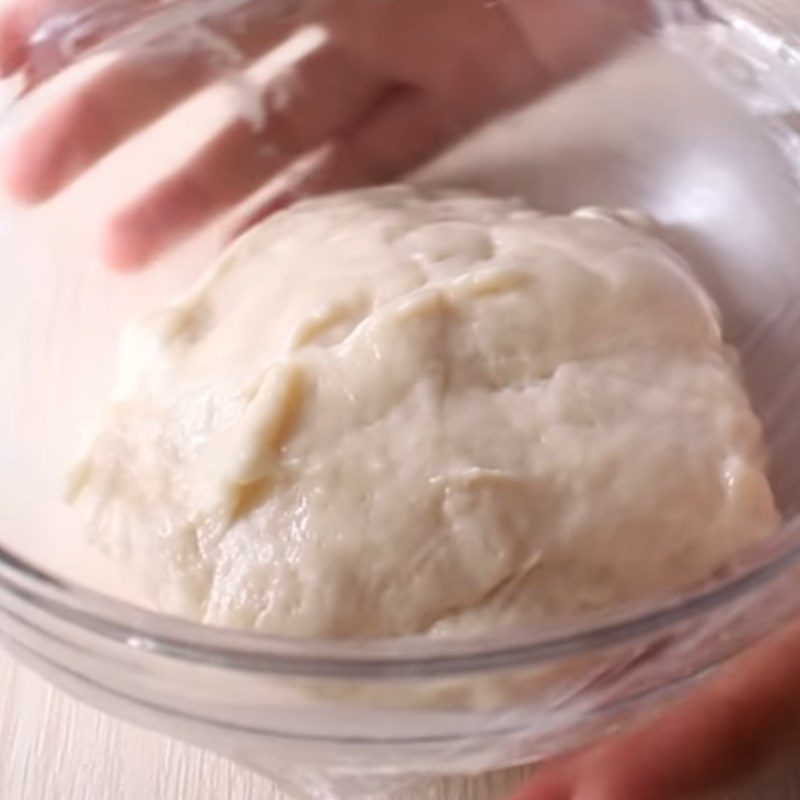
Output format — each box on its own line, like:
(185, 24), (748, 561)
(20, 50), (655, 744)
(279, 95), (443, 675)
(230, 87), (455, 238)
(102, 43), (388, 268)
(504, 0), (651, 81)
(0, 0), (156, 78)
(512, 619), (800, 800)
(0, 0), (311, 83)
(2, 3), (309, 202)
(4, 51), (217, 202)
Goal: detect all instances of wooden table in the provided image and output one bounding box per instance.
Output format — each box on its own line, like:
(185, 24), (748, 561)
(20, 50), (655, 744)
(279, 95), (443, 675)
(1, 650), (798, 800)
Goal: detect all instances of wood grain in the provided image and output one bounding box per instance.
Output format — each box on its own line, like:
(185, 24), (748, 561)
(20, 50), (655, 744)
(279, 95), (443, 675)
(0, 648), (798, 800)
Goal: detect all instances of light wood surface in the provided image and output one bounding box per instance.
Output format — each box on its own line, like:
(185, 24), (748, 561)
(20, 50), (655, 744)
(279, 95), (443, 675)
(0, 648), (798, 800)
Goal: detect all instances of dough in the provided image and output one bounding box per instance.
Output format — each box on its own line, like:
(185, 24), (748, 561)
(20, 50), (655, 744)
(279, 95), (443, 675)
(69, 186), (778, 637)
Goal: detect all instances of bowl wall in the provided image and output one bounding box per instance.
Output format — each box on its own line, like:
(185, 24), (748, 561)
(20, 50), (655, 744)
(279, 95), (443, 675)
(1, 1), (800, 797)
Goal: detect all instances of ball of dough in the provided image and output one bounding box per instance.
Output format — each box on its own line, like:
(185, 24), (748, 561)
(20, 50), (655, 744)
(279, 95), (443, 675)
(70, 186), (778, 637)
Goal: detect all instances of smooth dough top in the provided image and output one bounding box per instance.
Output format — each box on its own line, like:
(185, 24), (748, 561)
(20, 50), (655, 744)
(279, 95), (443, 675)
(70, 186), (778, 637)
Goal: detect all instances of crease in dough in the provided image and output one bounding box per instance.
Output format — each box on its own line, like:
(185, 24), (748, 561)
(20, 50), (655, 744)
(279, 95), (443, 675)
(70, 185), (778, 637)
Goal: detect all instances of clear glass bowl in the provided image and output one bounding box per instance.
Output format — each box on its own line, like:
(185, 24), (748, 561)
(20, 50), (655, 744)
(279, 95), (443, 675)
(1, 1), (800, 798)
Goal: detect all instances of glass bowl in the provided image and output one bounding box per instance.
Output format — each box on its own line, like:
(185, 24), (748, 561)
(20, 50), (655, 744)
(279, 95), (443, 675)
(1, 0), (800, 798)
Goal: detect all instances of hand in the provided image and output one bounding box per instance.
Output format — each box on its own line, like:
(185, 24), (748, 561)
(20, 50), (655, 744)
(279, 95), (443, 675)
(0, 0), (645, 267)
(511, 618), (800, 800)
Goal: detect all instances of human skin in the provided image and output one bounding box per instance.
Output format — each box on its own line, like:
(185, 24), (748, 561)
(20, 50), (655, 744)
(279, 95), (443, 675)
(0, 0), (798, 797)
(509, 618), (800, 800)
(0, 0), (644, 267)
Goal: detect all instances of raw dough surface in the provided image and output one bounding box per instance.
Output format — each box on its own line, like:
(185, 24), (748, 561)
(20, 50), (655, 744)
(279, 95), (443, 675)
(70, 186), (778, 637)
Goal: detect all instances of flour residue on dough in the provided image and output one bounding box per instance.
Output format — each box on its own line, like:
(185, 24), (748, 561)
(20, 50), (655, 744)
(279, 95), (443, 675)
(69, 186), (778, 636)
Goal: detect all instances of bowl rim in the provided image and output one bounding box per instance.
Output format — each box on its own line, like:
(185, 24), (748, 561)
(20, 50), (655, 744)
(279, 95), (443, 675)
(0, 518), (798, 679)
(2, 0), (799, 681)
